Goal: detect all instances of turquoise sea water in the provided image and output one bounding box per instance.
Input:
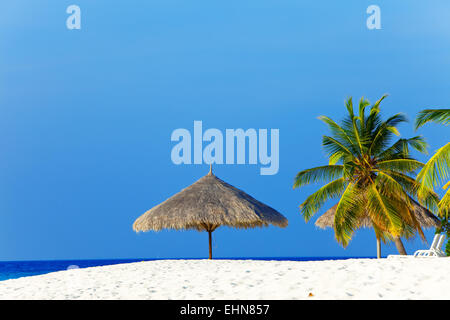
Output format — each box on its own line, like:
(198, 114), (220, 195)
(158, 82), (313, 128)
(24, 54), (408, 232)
(0, 257), (375, 281)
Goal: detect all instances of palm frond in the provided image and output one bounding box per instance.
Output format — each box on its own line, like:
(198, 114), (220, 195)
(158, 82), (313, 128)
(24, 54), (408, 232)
(299, 178), (347, 222)
(439, 188), (449, 218)
(444, 181), (450, 190)
(415, 109), (450, 129)
(374, 172), (425, 240)
(368, 114), (408, 156)
(358, 97), (371, 132)
(345, 97), (354, 118)
(318, 116), (358, 154)
(293, 165), (344, 188)
(416, 142), (450, 195)
(376, 171), (411, 199)
(378, 136), (428, 160)
(379, 169), (440, 213)
(372, 94), (389, 111)
(407, 136), (429, 154)
(322, 136), (352, 160)
(372, 223), (394, 244)
(366, 183), (404, 236)
(377, 159), (424, 173)
(333, 182), (364, 247)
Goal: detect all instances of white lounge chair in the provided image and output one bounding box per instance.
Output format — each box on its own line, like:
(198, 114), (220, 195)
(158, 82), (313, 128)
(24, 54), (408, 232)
(414, 234), (446, 257)
(387, 234), (446, 258)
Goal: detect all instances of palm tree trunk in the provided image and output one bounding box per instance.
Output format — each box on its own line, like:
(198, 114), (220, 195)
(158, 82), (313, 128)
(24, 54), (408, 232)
(376, 238), (381, 259)
(393, 236), (407, 255)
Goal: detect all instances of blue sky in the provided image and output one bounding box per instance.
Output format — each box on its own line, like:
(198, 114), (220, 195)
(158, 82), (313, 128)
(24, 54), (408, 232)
(0, 1), (449, 260)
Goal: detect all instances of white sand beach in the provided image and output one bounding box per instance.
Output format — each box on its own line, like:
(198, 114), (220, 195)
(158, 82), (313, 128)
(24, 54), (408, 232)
(0, 258), (449, 300)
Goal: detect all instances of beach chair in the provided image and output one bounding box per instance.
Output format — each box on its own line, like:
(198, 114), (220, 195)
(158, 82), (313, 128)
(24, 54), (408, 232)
(413, 234), (446, 257)
(387, 234), (446, 259)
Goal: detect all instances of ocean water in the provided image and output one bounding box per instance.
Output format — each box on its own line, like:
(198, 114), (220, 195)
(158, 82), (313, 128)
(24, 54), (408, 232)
(0, 257), (375, 281)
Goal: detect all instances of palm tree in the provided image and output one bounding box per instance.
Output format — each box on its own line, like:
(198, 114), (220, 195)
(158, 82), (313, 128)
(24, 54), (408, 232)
(294, 95), (440, 258)
(415, 109), (450, 256)
(415, 109), (450, 216)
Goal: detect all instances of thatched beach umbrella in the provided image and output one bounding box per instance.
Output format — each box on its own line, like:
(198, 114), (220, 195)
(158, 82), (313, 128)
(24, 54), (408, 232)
(133, 167), (288, 259)
(315, 198), (440, 257)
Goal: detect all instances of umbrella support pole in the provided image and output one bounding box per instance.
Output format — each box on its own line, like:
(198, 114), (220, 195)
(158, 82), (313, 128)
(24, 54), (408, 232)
(376, 238), (381, 259)
(208, 230), (212, 260)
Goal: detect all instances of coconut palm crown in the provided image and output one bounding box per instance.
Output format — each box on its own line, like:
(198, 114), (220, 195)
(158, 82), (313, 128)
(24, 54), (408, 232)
(294, 95), (440, 247)
(415, 109), (450, 217)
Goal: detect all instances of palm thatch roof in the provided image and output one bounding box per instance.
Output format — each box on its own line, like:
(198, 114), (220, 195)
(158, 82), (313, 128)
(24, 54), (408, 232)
(315, 198), (440, 229)
(133, 169), (288, 233)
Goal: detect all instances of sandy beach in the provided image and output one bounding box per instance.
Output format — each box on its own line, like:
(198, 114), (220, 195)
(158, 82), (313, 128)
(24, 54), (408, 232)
(0, 258), (449, 300)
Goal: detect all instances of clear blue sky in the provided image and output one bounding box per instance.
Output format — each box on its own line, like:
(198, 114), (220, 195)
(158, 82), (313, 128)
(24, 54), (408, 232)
(0, 1), (449, 260)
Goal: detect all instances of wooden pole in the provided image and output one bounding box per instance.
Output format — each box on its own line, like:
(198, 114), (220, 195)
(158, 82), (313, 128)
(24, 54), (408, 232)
(376, 238), (381, 259)
(208, 230), (212, 259)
